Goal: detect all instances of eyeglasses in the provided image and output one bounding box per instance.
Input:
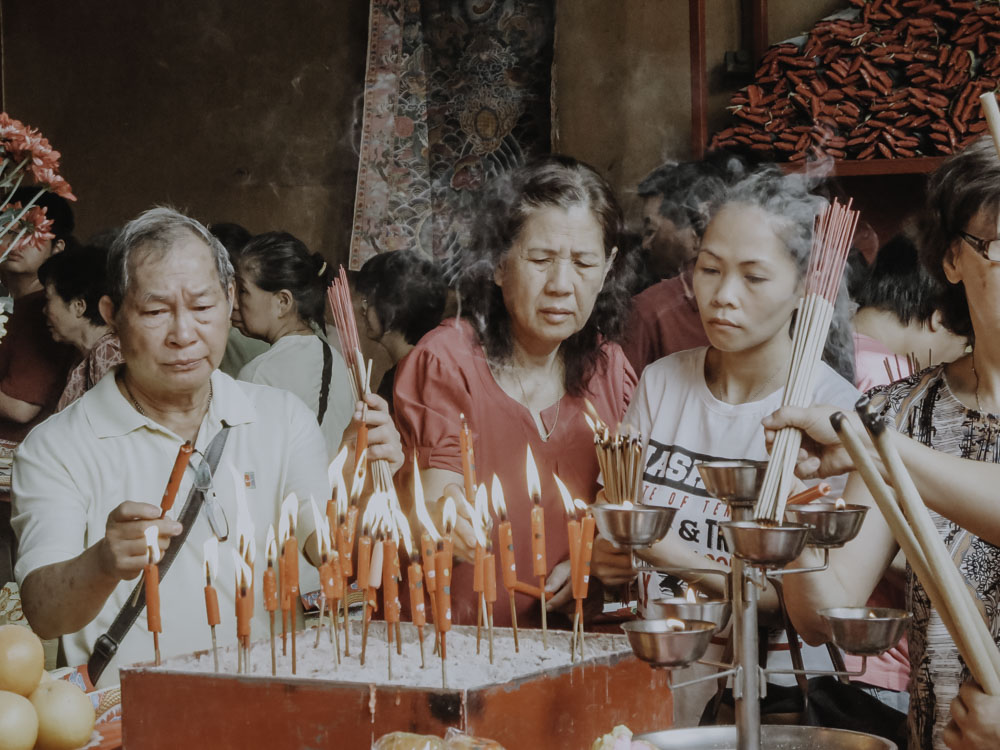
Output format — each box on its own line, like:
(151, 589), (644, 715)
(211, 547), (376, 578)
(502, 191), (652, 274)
(189, 450), (229, 542)
(959, 230), (1000, 263)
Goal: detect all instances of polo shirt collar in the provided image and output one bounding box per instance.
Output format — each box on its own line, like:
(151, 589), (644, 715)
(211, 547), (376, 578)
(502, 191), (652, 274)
(85, 367), (256, 439)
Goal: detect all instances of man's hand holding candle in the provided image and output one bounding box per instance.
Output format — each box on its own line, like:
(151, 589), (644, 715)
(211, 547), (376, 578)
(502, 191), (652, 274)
(99, 502), (182, 581)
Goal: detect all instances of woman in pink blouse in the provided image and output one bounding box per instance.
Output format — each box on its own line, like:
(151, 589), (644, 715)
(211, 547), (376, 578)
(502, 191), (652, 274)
(394, 156), (638, 627)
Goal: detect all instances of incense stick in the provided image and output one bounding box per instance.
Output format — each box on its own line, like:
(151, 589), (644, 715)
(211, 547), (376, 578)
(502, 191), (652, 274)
(755, 199), (859, 523)
(584, 403), (644, 504)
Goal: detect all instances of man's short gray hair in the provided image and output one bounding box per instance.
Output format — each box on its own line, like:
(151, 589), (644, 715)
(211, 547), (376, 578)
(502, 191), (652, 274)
(106, 207), (235, 311)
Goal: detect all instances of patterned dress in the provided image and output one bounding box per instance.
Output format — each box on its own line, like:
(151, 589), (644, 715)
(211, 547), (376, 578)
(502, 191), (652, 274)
(871, 365), (1000, 750)
(56, 333), (122, 411)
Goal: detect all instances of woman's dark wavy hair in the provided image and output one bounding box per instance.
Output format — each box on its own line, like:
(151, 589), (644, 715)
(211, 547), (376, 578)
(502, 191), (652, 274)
(235, 231), (331, 329)
(918, 136), (1000, 340)
(455, 155), (634, 396)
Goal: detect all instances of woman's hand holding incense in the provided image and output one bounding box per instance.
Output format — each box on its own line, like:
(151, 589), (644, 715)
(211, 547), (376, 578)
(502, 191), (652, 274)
(763, 405), (866, 479)
(354, 392), (404, 474)
(944, 682), (1000, 750)
(100, 502), (182, 581)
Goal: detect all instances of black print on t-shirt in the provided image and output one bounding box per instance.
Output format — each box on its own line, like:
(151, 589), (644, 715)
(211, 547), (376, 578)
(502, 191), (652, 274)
(642, 439), (731, 493)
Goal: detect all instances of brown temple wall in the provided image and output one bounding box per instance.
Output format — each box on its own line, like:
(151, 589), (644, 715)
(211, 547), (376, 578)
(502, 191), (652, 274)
(0, 0), (368, 267)
(553, 0), (850, 223)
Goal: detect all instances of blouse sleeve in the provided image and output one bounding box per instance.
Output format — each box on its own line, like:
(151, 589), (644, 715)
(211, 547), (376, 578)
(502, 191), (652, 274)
(393, 344), (468, 475)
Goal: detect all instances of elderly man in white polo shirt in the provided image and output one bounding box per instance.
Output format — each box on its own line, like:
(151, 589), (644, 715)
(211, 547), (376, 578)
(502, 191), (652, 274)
(11, 208), (402, 686)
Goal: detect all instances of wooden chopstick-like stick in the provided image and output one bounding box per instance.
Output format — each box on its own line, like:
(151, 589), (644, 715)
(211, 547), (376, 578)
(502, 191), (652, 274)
(851, 407), (1000, 691)
(831, 412), (1000, 693)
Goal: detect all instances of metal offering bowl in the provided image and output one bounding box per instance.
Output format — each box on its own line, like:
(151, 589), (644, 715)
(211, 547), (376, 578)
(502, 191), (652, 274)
(621, 618), (717, 669)
(721, 521), (812, 568)
(785, 503), (869, 548)
(696, 460), (768, 506)
(644, 597), (733, 631)
(590, 504), (678, 548)
(820, 607), (911, 656)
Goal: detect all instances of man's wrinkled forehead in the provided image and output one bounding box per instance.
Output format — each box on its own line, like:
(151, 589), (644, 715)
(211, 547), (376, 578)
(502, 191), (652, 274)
(125, 232), (222, 296)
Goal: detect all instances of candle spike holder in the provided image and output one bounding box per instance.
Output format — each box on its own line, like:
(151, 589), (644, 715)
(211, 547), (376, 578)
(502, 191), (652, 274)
(626, 461), (900, 750)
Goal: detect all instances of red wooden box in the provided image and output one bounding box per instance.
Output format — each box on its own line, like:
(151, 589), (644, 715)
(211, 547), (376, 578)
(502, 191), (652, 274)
(120, 624), (671, 748)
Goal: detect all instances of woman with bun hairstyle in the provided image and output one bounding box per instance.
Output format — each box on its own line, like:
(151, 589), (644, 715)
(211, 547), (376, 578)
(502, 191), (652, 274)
(231, 231), (356, 458)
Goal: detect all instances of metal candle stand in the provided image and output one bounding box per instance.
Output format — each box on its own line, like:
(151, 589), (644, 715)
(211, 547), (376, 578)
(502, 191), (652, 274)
(604, 461), (907, 750)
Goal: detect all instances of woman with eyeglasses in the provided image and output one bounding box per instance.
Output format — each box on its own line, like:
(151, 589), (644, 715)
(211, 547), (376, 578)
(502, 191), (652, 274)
(393, 156), (639, 628)
(230, 232), (358, 460)
(778, 137), (1000, 750)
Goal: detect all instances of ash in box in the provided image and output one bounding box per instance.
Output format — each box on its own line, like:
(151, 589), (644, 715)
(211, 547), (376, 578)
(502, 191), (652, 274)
(163, 623), (633, 690)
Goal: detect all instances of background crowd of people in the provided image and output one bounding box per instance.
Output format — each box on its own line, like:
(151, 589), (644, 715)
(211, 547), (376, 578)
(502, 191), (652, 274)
(0, 138), (997, 748)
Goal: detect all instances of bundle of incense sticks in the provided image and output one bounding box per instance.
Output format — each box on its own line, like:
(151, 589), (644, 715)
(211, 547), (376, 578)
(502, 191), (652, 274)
(833, 403), (1000, 694)
(755, 199), (859, 523)
(583, 403), (643, 505)
(327, 266), (393, 494)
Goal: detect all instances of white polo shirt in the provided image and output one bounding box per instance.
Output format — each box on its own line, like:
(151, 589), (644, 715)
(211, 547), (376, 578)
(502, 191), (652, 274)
(12, 368), (329, 686)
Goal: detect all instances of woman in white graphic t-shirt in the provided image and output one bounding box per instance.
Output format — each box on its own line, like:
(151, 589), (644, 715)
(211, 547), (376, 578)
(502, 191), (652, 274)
(619, 166), (861, 713)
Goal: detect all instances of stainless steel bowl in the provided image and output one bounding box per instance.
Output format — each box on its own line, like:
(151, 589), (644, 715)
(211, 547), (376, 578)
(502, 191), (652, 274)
(785, 503), (868, 548)
(721, 521), (812, 568)
(621, 618), (717, 668)
(636, 724), (896, 749)
(696, 460), (768, 506)
(820, 607), (911, 656)
(644, 597), (732, 630)
(590, 504), (678, 548)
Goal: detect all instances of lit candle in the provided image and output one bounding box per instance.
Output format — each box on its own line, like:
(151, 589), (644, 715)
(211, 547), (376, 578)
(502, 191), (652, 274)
(472, 483), (488, 653)
(484, 539), (497, 664)
(203, 537), (221, 672)
(326, 446), (349, 557)
(574, 498), (596, 660)
(233, 550), (253, 674)
(280, 493), (300, 674)
(436, 497), (456, 688)
(412, 455), (441, 634)
(358, 490), (387, 666)
(555, 476), (581, 659)
(263, 526), (278, 675)
(160, 441), (193, 517)
(526, 447), (548, 647)
(491, 474), (520, 651)
(460, 413), (478, 507)
(405, 532), (427, 668)
(382, 533), (401, 679)
(143, 525), (162, 666)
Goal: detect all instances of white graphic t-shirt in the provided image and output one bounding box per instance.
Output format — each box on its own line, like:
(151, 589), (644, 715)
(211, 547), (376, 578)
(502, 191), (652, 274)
(624, 347), (861, 684)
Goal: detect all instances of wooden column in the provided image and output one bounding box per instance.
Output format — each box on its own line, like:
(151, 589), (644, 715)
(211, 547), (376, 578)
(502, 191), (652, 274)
(689, 0), (707, 158)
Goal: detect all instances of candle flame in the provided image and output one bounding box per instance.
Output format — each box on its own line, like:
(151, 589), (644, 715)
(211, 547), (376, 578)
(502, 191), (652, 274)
(281, 493), (299, 537)
(203, 536), (218, 582)
(573, 498), (588, 513)
(412, 454), (440, 541)
(144, 525), (160, 565)
(309, 497), (328, 561)
(245, 535), (256, 568)
(362, 490), (387, 536)
(231, 549), (252, 592)
(471, 484), (488, 547)
(835, 497), (847, 510)
(685, 587), (698, 604)
(442, 496), (457, 534)
(490, 474), (508, 521)
(665, 618), (686, 632)
(553, 474), (576, 517)
(583, 413), (597, 434)
(278, 508), (290, 547)
(328, 446), (350, 517)
(392, 498), (412, 551)
(349, 447), (368, 506)
(265, 525), (277, 567)
(525, 446), (542, 505)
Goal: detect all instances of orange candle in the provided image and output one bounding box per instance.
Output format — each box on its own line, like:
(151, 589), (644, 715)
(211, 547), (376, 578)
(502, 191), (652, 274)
(204, 583), (220, 627)
(435, 541), (453, 633)
(358, 532), (372, 596)
(408, 562), (426, 627)
(530, 504), (547, 579)
(383, 539), (401, 625)
(160, 441), (193, 516)
(555, 476), (581, 598)
(460, 413), (478, 506)
(484, 550), (497, 605)
(144, 526), (161, 635)
(264, 563), (278, 614)
(576, 508), (597, 600)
